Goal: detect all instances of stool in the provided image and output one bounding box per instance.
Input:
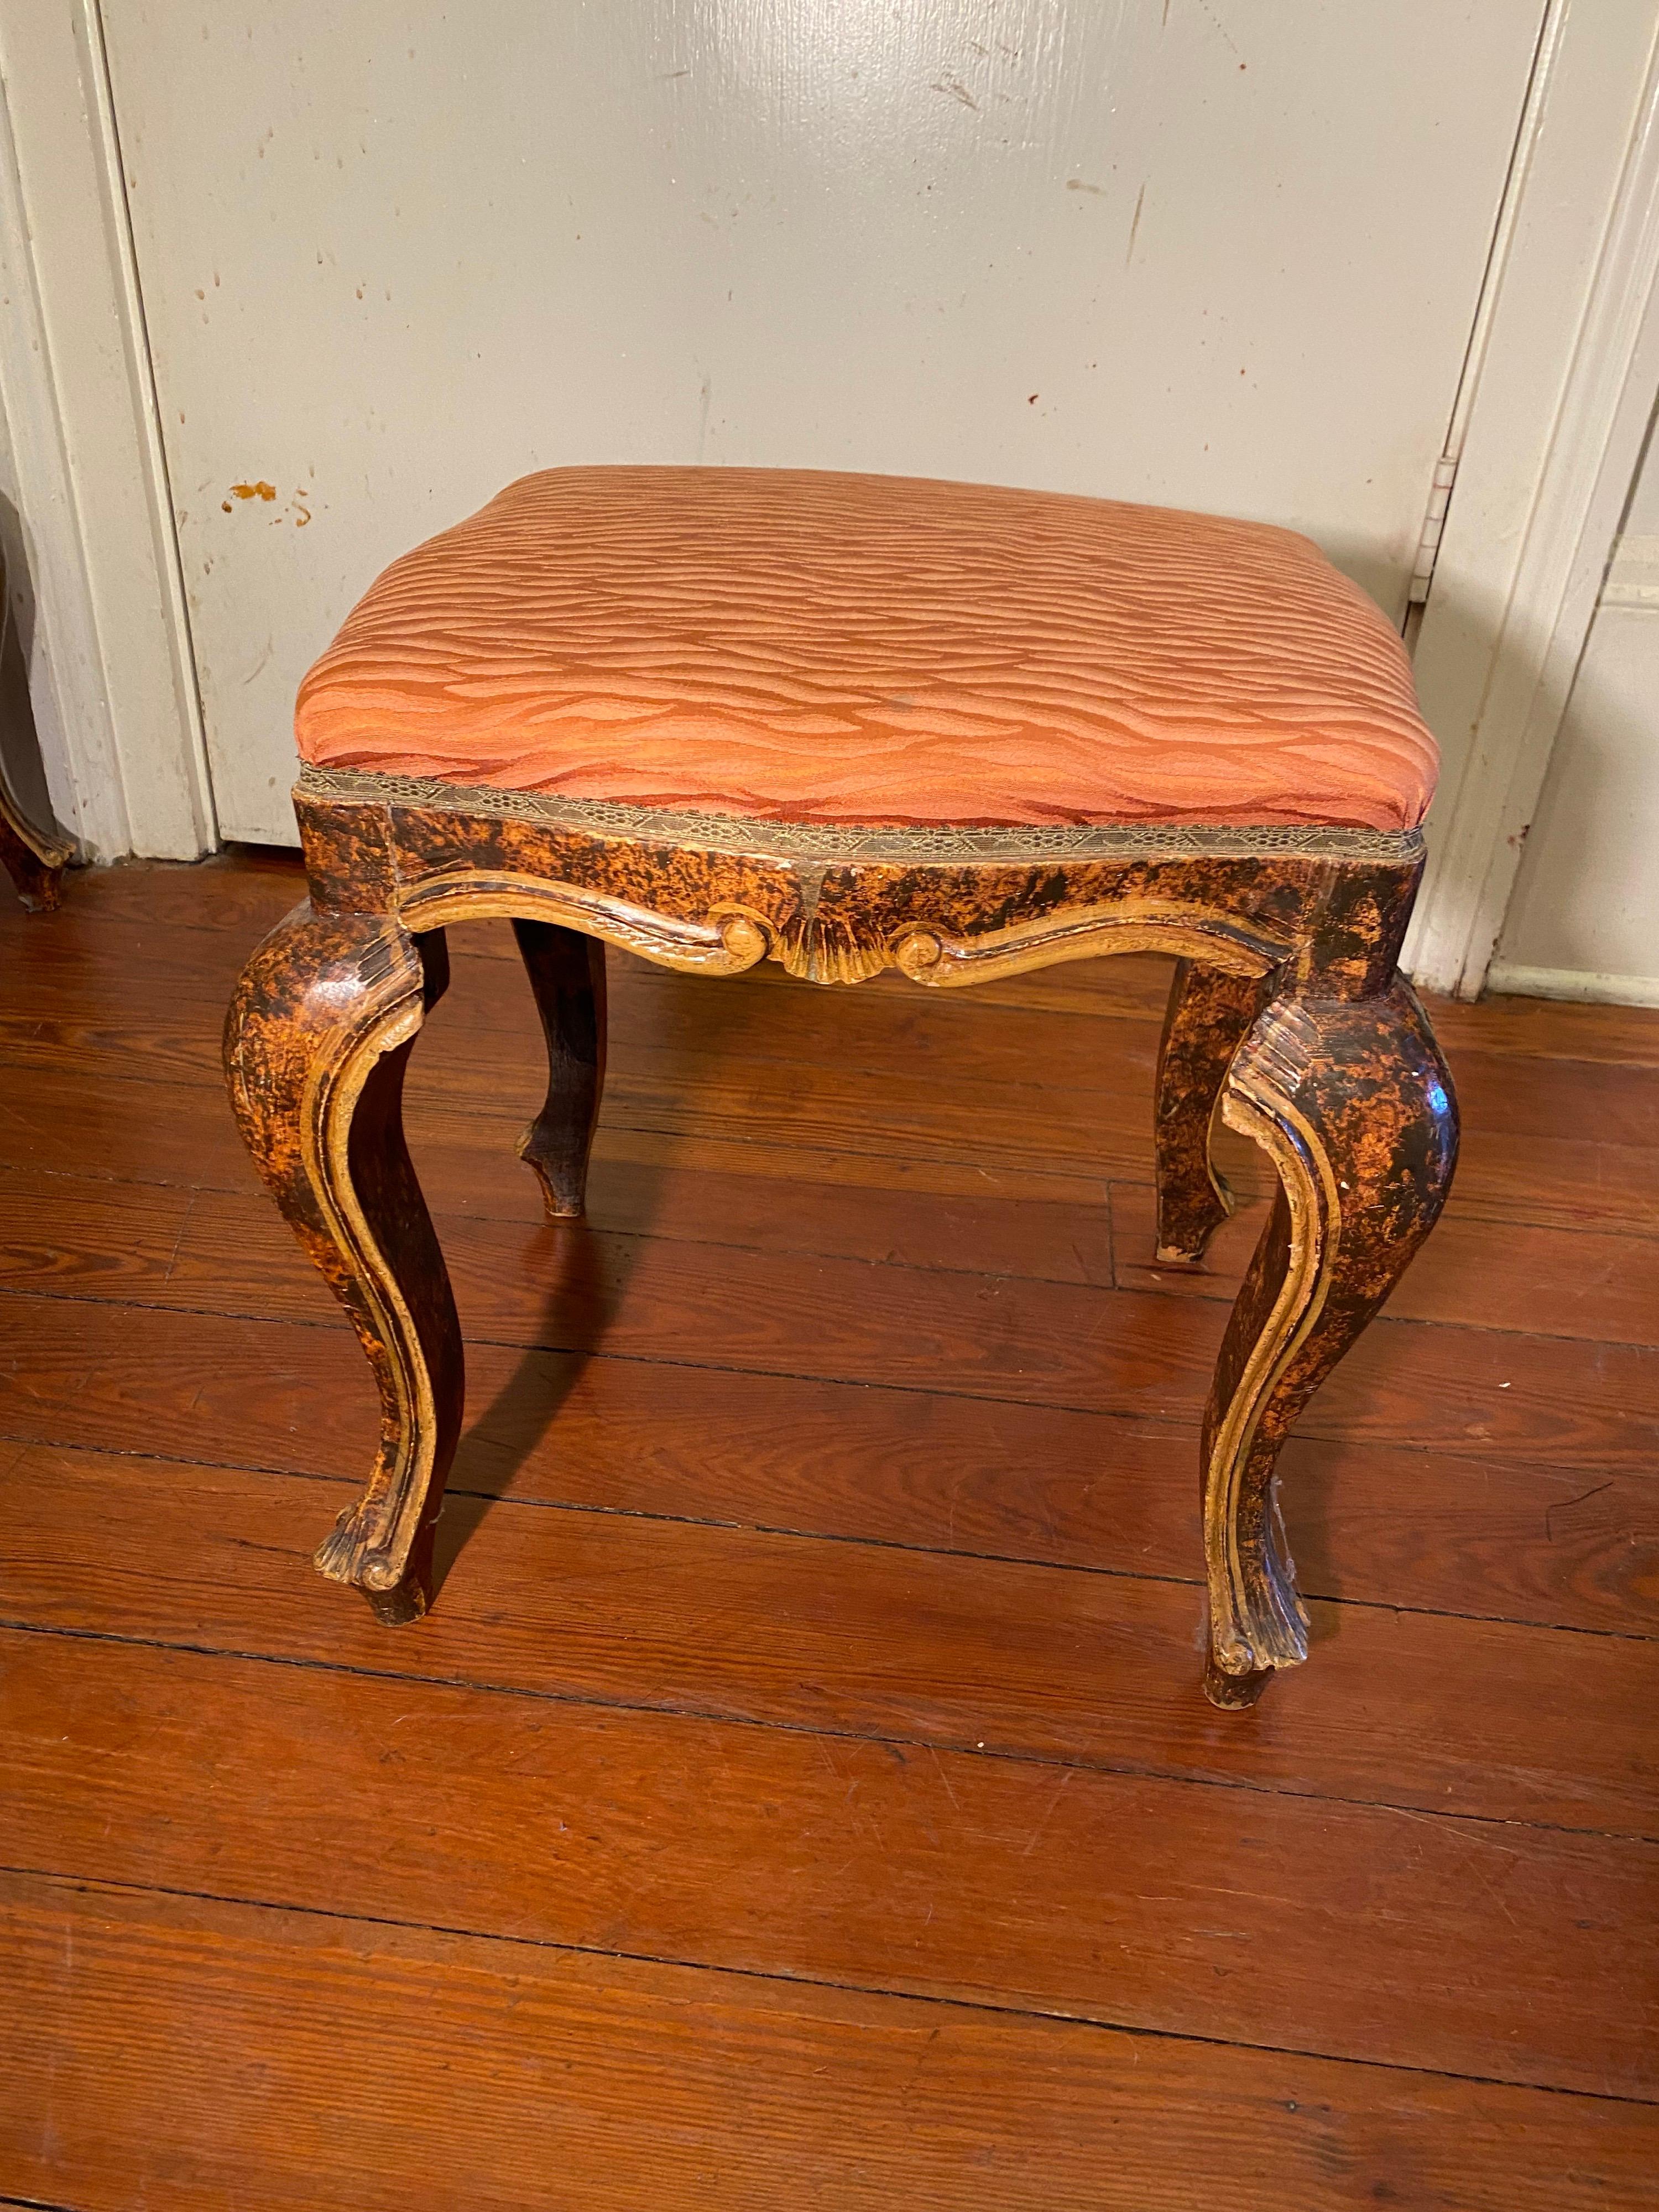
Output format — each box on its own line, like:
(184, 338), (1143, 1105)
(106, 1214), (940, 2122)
(224, 467), (1458, 1707)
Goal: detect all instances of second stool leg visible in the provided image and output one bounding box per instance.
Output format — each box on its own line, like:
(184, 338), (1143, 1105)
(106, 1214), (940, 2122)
(513, 919), (608, 1220)
(1154, 959), (1266, 1262)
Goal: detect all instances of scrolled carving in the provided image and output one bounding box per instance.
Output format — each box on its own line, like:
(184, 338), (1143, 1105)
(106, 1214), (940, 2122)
(395, 870), (770, 978)
(893, 905), (1285, 990)
(777, 915), (891, 985)
(707, 902), (1290, 993)
(708, 907), (772, 971)
(709, 903), (898, 985)
(893, 930), (945, 979)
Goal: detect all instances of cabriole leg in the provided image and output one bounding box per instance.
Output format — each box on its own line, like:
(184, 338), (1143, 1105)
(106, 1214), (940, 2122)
(225, 901), (463, 1624)
(1155, 959), (1265, 1262)
(513, 917), (607, 1219)
(1202, 980), (1457, 1707)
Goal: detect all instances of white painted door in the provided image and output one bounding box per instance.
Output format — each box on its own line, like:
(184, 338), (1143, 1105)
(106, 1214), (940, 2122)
(102, 1), (1546, 844)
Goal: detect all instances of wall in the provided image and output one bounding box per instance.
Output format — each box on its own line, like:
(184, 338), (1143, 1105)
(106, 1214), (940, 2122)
(97, 0), (1542, 845)
(1493, 398), (1659, 1005)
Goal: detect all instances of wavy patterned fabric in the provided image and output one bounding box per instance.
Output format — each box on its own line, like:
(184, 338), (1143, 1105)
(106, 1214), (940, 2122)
(296, 467), (1437, 832)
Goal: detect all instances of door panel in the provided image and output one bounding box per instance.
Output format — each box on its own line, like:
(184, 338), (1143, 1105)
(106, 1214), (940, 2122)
(103, 2), (1544, 843)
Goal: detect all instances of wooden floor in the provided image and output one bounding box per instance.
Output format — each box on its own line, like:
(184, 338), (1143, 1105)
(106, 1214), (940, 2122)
(1, 850), (1655, 2208)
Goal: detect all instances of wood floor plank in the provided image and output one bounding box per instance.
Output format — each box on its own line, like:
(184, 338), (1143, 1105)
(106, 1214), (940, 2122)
(8, 1166), (1650, 1468)
(7, 943), (1659, 1233)
(0, 1000), (1175, 1178)
(0, 1067), (247, 1189)
(1442, 1130), (1659, 1237)
(0, 1059), (1118, 1217)
(3, 1628), (1653, 2094)
(0, 1109), (1121, 1281)
(3, 1445), (1653, 1838)
(3, 1297), (1652, 1637)
(0, 1172), (194, 1298)
(1110, 1183), (1659, 1348)
(0, 848), (302, 940)
(7, 854), (1659, 2202)
(6, 1158), (1657, 1453)
(10, 850), (1659, 1057)
(3, 922), (1174, 1099)
(7, 1115), (1659, 1366)
(4, 1873), (1644, 2212)
(0, 859), (1172, 1008)
(6, 888), (1659, 1182)
(1423, 990), (1659, 1072)
(1442, 1050), (1659, 1151)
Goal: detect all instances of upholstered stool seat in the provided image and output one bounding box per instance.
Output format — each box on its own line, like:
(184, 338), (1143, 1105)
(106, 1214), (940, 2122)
(228, 465), (1458, 1707)
(295, 467), (1436, 832)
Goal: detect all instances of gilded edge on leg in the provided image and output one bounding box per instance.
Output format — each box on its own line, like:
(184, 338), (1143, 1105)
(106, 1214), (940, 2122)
(295, 941), (435, 1600)
(396, 870), (768, 978)
(1203, 1005), (1339, 1683)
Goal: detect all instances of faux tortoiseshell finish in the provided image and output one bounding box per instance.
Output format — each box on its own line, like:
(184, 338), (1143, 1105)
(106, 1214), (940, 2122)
(226, 767), (1458, 1705)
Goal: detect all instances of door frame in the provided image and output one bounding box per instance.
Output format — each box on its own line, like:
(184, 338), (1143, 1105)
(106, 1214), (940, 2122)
(3, 0), (1657, 968)
(0, 0), (211, 862)
(1404, 0), (1659, 998)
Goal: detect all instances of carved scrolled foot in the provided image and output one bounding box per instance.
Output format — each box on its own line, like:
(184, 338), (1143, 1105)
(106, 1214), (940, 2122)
(1154, 959), (1265, 1262)
(1203, 1658), (1274, 1710)
(224, 901), (463, 1621)
(1202, 979), (1458, 1701)
(512, 917), (607, 1219)
(315, 1504), (436, 1624)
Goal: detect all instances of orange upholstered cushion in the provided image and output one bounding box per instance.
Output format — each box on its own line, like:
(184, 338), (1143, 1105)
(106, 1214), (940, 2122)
(296, 467), (1436, 833)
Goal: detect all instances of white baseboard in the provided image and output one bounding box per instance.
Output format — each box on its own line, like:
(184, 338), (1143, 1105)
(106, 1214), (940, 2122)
(1485, 961), (1659, 1007)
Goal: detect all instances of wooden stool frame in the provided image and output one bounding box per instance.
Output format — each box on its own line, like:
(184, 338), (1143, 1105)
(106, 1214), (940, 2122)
(226, 763), (1459, 1706)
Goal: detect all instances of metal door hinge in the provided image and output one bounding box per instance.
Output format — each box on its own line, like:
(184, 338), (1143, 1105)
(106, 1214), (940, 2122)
(1407, 454), (1460, 604)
